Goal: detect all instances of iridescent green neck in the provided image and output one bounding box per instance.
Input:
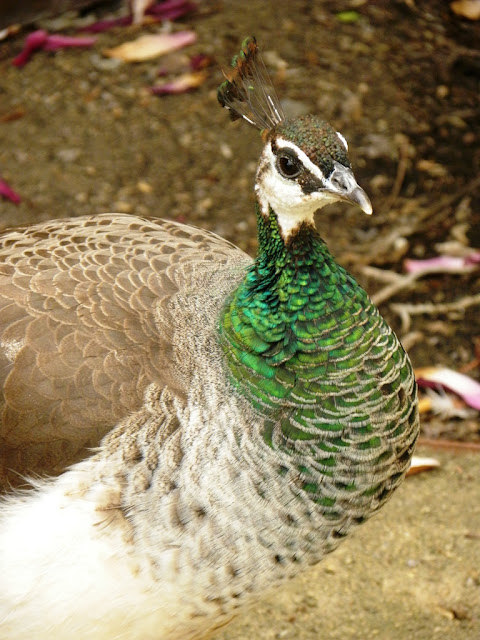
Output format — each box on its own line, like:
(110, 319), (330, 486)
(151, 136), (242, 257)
(219, 204), (371, 413)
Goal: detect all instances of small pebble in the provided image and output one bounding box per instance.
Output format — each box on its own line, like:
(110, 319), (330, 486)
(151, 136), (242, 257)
(56, 148), (81, 163)
(137, 180), (152, 194)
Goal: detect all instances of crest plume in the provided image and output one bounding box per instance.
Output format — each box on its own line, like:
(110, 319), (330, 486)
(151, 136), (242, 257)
(217, 36), (284, 131)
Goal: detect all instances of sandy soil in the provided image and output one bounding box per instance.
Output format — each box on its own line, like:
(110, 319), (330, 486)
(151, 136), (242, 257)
(0, 0), (479, 638)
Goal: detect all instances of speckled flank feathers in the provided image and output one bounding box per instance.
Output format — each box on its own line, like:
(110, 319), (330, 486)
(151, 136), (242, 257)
(0, 36), (419, 640)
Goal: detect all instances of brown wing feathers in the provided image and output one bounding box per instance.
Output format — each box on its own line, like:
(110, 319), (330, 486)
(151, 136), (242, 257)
(0, 214), (248, 489)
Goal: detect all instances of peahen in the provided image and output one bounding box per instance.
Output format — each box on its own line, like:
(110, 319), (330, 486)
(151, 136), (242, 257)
(0, 37), (419, 640)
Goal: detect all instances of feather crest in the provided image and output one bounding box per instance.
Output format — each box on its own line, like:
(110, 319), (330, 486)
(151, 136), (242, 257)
(217, 36), (284, 131)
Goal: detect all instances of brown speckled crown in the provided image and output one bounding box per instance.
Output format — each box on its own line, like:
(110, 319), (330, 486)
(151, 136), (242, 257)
(270, 115), (351, 178)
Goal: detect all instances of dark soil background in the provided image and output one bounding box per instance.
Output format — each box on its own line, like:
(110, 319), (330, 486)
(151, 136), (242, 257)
(0, 1), (479, 638)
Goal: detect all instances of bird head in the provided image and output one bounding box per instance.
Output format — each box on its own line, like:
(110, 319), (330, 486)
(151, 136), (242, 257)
(256, 116), (371, 238)
(218, 37), (371, 240)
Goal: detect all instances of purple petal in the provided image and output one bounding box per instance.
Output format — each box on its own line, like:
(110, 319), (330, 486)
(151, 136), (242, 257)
(466, 252), (480, 265)
(79, 16), (132, 33)
(146, 0), (197, 20)
(80, 0), (196, 31)
(12, 29), (48, 67)
(189, 53), (214, 71)
(0, 179), (21, 204)
(416, 366), (480, 411)
(151, 81), (184, 95)
(43, 34), (96, 51)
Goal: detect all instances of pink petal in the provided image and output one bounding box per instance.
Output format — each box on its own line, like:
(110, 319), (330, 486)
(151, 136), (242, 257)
(43, 35), (96, 51)
(151, 70), (207, 95)
(0, 179), (21, 204)
(12, 29), (48, 67)
(404, 254), (480, 274)
(416, 366), (480, 410)
(12, 30), (95, 66)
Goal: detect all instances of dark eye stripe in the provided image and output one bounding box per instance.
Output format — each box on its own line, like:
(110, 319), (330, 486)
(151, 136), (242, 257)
(271, 141), (304, 180)
(298, 172), (323, 194)
(271, 139), (323, 192)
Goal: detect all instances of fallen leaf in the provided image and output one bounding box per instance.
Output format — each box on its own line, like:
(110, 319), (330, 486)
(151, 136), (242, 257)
(0, 108), (26, 122)
(104, 31), (196, 62)
(407, 456), (440, 476)
(450, 0), (480, 20)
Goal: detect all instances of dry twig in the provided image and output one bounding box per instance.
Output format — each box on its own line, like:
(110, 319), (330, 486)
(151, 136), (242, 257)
(370, 272), (420, 306)
(417, 437), (480, 453)
(362, 176), (480, 265)
(391, 293), (480, 332)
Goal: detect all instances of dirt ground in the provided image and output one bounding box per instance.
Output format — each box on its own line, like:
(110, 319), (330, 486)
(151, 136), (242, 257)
(0, 0), (479, 638)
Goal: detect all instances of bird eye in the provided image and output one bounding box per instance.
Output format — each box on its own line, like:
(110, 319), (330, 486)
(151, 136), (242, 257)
(277, 153), (302, 179)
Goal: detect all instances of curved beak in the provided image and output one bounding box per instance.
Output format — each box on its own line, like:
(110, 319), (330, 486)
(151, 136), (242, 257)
(327, 162), (373, 215)
(341, 184), (372, 216)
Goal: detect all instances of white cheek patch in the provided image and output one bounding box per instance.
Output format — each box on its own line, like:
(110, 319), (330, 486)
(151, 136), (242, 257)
(255, 142), (323, 238)
(256, 142), (309, 214)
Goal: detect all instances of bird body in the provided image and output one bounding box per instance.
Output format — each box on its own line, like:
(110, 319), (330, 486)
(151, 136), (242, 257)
(0, 37), (419, 639)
